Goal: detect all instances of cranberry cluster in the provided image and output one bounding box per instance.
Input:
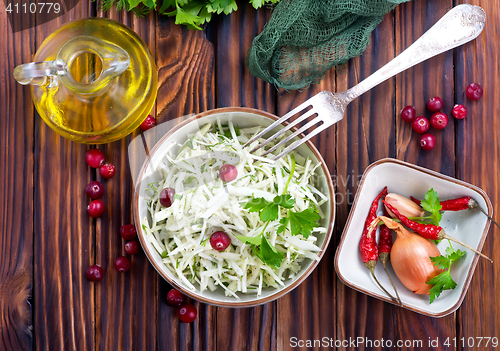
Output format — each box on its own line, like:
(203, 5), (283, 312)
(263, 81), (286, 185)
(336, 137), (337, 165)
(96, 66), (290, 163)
(400, 83), (483, 151)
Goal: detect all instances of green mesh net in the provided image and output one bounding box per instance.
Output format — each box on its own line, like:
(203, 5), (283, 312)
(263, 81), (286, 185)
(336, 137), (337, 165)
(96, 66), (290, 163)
(246, 0), (410, 90)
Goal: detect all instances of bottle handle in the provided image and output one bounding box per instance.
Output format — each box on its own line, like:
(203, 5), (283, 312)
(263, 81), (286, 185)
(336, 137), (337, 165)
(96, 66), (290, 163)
(13, 36), (130, 94)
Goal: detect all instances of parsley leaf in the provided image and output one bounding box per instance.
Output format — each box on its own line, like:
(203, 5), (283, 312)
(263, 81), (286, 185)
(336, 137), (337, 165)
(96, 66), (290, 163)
(427, 246), (466, 303)
(420, 188), (442, 225)
(235, 234), (262, 246)
(260, 203), (279, 222)
(277, 217), (289, 234)
(259, 236), (284, 268)
(273, 194), (295, 209)
(244, 197), (271, 212)
(288, 208), (320, 238)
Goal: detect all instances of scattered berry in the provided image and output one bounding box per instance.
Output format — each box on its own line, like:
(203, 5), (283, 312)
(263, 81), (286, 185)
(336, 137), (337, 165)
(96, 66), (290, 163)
(427, 97), (444, 112)
(114, 256), (131, 272)
(219, 164), (238, 182)
(140, 115), (156, 131)
(178, 303), (197, 323)
(86, 181), (104, 199)
(412, 116), (430, 134)
(430, 112), (449, 130)
(100, 163), (116, 179)
(167, 289), (185, 308)
(452, 104), (467, 119)
(86, 265), (104, 282)
(88, 199), (105, 218)
(124, 240), (140, 255)
(159, 187), (175, 208)
(400, 106), (416, 122)
(210, 231), (231, 251)
(85, 149), (105, 168)
(120, 224), (137, 240)
(466, 83), (483, 100)
(420, 134), (437, 151)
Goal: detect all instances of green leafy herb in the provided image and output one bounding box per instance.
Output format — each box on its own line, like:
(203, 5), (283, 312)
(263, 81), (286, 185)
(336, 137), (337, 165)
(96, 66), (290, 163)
(235, 234), (262, 246)
(427, 245), (466, 303)
(236, 234), (283, 269)
(97, 0), (279, 28)
(161, 250), (168, 258)
(420, 188), (443, 225)
(287, 208), (320, 238)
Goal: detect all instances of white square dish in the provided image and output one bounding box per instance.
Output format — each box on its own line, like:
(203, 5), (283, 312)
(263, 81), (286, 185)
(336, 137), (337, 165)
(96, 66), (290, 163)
(334, 158), (492, 317)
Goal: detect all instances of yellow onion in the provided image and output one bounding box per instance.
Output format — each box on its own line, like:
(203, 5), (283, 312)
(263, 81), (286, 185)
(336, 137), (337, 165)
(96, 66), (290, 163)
(378, 216), (442, 295)
(384, 193), (425, 218)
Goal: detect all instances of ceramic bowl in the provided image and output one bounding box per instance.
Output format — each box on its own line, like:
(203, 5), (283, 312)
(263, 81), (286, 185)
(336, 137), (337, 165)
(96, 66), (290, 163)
(335, 158), (492, 317)
(133, 107), (335, 307)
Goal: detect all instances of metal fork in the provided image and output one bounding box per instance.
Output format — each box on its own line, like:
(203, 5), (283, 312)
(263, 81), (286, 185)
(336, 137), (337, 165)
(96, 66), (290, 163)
(243, 4), (485, 161)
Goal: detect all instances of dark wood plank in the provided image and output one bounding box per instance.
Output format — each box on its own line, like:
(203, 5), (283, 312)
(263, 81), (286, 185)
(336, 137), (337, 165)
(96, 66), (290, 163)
(0, 7), (35, 351)
(394, 0), (456, 348)
(155, 15), (217, 351)
(455, 0), (500, 346)
(215, 3), (276, 350)
(333, 10), (398, 351)
(33, 4), (97, 351)
(93, 8), (158, 351)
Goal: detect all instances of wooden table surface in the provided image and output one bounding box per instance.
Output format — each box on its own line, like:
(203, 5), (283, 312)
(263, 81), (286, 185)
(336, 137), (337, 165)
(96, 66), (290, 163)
(1, 0), (499, 350)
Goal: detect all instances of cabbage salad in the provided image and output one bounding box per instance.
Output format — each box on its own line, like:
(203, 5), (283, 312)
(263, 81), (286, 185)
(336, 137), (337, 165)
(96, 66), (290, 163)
(141, 121), (328, 298)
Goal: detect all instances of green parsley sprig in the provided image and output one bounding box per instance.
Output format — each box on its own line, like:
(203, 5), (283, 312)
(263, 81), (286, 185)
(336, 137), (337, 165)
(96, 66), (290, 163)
(427, 243), (466, 303)
(97, 0), (280, 29)
(236, 154), (320, 269)
(420, 188), (443, 226)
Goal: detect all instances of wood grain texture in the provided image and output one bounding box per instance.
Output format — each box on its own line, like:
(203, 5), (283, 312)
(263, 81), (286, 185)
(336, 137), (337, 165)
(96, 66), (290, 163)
(455, 0), (500, 347)
(155, 13), (217, 351)
(215, 4), (276, 351)
(92, 8), (158, 351)
(0, 5), (35, 351)
(33, 3), (96, 351)
(394, 0), (456, 349)
(333, 10), (398, 351)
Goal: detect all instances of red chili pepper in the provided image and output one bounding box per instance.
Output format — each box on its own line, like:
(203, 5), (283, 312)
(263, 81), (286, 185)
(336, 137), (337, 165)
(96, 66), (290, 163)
(410, 195), (471, 211)
(359, 187), (388, 265)
(359, 187), (399, 302)
(383, 201), (442, 240)
(383, 201), (492, 262)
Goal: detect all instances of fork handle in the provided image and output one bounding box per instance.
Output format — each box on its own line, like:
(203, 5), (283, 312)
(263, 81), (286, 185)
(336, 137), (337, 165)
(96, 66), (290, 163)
(340, 4), (485, 102)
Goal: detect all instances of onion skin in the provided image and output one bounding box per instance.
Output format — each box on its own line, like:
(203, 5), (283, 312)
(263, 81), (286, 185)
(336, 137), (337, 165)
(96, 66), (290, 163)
(377, 216), (442, 295)
(384, 193), (425, 219)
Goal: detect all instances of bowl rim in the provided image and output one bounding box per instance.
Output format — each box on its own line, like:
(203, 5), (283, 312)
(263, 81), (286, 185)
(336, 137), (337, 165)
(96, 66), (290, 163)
(334, 157), (492, 317)
(133, 107), (336, 307)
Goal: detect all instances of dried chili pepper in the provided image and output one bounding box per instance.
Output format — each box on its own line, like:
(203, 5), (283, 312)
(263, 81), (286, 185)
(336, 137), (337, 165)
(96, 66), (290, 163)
(359, 187), (398, 303)
(411, 196), (500, 228)
(383, 201), (492, 262)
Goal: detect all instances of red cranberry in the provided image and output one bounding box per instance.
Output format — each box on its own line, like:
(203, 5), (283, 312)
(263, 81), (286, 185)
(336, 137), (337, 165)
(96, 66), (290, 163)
(120, 224), (137, 240)
(430, 112), (449, 130)
(140, 115), (156, 131)
(427, 97), (444, 112)
(420, 134), (437, 151)
(124, 240), (140, 255)
(210, 231), (231, 251)
(85, 181), (104, 199)
(412, 116), (430, 134)
(466, 83), (483, 100)
(159, 187), (175, 208)
(100, 163), (116, 179)
(219, 164), (238, 182)
(86, 264), (104, 282)
(88, 199), (105, 218)
(85, 148), (105, 168)
(452, 104), (467, 119)
(400, 106), (416, 122)
(178, 303), (197, 323)
(167, 289), (184, 308)
(114, 256), (131, 272)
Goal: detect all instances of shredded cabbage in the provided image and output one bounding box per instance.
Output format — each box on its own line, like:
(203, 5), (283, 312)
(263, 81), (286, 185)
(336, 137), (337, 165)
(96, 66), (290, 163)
(141, 121), (327, 297)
